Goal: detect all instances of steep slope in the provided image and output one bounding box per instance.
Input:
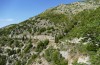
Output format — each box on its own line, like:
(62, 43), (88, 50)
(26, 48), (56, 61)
(0, 1), (100, 65)
(60, 7), (100, 65)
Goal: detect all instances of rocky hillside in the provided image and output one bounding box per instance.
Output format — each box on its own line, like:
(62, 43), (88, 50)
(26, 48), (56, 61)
(0, 1), (100, 65)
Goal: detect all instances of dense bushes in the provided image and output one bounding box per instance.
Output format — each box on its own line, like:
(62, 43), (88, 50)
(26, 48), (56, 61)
(39, 11), (70, 23)
(45, 48), (68, 65)
(89, 48), (100, 65)
(67, 7), (100, 38)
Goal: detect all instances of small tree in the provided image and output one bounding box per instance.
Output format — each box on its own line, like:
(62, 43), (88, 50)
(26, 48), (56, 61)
(55, 35), (59, 43)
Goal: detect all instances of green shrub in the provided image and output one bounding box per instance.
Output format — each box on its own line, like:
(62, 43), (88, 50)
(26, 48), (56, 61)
(90, 48), (100, 65)
(55, 34), (64, 43)
(55, 35), (59, 43)
(45, 48), (68, 65)
(0, 55), (7, 65)
(26, 54), (38, 65)
(16, 49), (21, 53)
(24, 43), (33, 53)
(15, 60), (21, 65)
(7, 49), (16, 56)
(39, 27), (46, 33)
(35, 39), (49, 52)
